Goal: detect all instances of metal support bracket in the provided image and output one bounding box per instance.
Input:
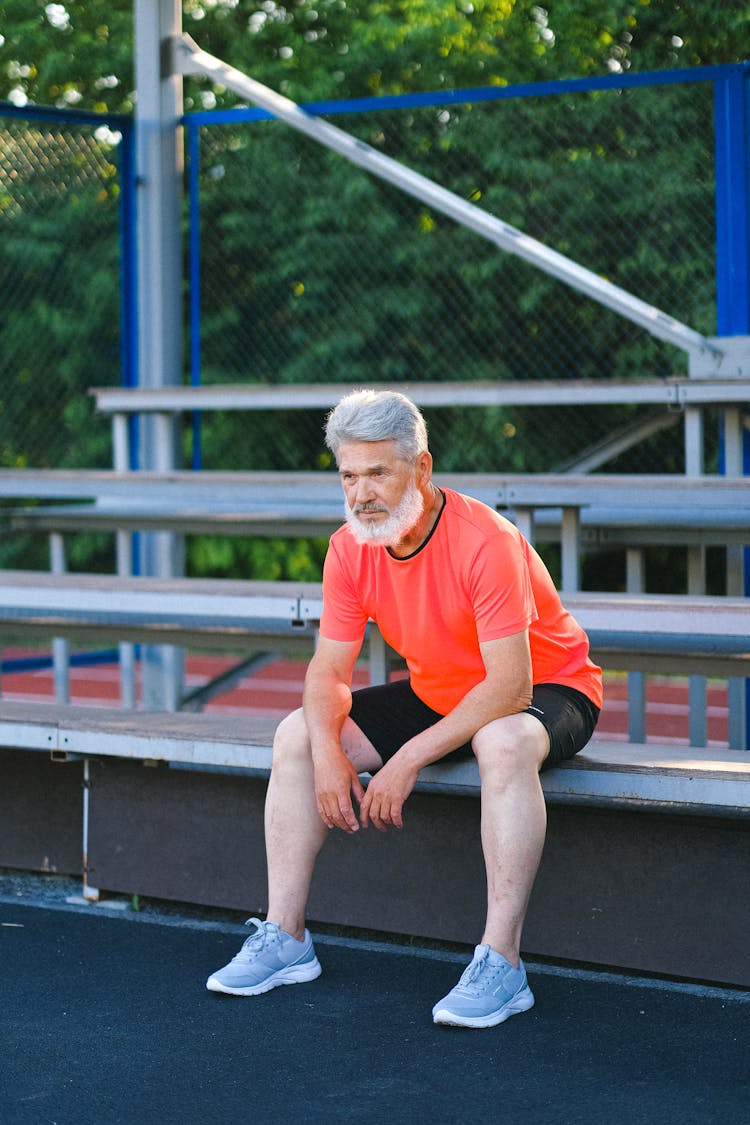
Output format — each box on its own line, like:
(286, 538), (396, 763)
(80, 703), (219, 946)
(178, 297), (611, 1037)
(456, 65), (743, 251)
(688, 335), (750, 377)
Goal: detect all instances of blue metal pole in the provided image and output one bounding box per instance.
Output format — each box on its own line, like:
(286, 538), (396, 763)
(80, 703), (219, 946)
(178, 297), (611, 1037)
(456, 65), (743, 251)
(713, 63), (750, 745)
(714, 66), (750, 336)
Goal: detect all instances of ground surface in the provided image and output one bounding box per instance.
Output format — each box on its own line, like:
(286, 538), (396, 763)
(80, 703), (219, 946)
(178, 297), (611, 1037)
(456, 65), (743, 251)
(1, 654), (742, 1122)
(1, 878), (748, 1125)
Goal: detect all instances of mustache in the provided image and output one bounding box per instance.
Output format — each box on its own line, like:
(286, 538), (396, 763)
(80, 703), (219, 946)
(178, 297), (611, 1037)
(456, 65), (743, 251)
(353, 503), (390, 513)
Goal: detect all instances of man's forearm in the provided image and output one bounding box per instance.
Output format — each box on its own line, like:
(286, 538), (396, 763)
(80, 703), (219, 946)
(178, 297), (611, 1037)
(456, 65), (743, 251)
(398, 675), (532, 772)
(302, 669), (353, 760)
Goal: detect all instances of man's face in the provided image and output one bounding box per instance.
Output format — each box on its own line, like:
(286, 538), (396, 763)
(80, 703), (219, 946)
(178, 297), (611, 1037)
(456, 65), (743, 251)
(337, 440), (426, 548)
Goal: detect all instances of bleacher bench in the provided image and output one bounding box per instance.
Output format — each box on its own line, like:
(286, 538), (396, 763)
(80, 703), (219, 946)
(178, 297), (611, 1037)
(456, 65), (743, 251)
(1, 701), (749, 819)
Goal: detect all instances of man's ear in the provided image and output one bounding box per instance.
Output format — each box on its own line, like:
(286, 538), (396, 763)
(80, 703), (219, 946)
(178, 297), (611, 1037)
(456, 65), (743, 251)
(416, 450), (433, 486)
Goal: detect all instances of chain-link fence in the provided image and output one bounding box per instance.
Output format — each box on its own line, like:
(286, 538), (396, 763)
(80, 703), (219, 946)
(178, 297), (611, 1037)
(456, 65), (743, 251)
(188, 71), (719, 475)
(0, 105), (130, 472)
(0, 69), (738, 485)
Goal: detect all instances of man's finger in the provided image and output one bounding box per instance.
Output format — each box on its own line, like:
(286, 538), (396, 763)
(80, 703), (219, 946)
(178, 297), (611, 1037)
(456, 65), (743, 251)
(339, 801), (359, 832)
(358, 787), (371, 827)
(367, 798), (389, 833)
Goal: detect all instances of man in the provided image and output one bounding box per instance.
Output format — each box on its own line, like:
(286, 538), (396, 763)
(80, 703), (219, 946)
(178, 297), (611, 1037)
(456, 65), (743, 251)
(207, 388), (602, 1029)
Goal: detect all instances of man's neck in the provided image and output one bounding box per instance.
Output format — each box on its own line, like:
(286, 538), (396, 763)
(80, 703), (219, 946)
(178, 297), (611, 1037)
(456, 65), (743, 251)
(388, 483), (443, 558)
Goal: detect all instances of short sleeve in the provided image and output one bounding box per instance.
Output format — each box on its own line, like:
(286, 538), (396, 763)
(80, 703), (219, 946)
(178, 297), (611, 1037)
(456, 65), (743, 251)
(319, 537), (369, 642)
(468, 529), (538, 642)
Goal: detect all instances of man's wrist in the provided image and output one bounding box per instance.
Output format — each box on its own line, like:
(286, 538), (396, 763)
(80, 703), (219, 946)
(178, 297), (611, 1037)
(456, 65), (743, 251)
(310, 739), (344, 764)
(397, 738), (431, 773)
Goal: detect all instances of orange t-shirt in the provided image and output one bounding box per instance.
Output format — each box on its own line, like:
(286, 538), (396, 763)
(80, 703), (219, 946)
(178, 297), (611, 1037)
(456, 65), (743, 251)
(320, 488), (602, 714)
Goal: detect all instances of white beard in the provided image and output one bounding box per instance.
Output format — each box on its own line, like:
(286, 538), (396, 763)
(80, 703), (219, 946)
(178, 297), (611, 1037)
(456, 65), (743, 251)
(345, 479), (426, 548)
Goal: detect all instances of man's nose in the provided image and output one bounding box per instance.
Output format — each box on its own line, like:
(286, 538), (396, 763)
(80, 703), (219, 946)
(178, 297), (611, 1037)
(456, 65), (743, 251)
(354, 477), (375, 504)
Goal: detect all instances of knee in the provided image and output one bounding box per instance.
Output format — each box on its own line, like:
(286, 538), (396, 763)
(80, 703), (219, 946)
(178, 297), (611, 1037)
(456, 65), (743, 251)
(471, 714), (548, 783)
(272, 708), (310, 769)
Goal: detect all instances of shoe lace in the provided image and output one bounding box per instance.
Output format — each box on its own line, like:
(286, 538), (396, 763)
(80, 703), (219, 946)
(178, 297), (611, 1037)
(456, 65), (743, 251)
(459, 947), (506, 994)
(233, 916), (274, 962)
(462, 947), (490, 987)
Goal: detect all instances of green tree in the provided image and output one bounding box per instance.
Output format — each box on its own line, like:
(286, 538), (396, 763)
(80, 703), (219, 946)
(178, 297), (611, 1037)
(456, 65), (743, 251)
(2, 2), (747, 113)
(0, 115), (120, 470)
(0, 0), (133, 111)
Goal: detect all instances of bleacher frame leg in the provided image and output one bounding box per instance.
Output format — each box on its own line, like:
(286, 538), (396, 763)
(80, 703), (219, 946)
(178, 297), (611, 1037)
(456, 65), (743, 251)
(81, 759), (99, 903)
(50, 532), (71, 705)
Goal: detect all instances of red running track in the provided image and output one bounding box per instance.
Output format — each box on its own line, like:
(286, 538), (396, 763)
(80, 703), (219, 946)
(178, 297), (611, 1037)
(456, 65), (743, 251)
(0, 650), (731, 747)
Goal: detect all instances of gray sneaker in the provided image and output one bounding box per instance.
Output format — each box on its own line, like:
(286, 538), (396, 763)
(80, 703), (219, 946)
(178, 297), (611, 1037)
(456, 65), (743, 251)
(206, 917), (322, 996)
(432, 944), (535, 1028)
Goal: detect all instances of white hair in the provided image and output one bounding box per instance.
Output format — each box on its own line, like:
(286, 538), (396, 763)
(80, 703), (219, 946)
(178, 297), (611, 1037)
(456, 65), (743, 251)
(324, 388), (428, 463)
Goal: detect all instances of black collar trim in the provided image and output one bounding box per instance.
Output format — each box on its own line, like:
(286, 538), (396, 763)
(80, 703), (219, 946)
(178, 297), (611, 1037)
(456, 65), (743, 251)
(387, 488), (446, 561)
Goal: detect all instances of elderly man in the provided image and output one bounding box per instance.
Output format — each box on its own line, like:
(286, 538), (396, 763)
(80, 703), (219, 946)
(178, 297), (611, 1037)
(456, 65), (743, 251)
(207, 388), (602, 1028)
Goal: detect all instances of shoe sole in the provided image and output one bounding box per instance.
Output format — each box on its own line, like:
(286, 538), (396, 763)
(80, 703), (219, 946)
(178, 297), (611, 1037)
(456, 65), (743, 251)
(206, 958), (322, 997)
(432, 985), (535, 1028)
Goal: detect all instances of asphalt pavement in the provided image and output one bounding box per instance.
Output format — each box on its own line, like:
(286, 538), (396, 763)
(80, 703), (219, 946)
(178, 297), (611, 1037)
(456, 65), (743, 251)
(1, 891), (749, 1125)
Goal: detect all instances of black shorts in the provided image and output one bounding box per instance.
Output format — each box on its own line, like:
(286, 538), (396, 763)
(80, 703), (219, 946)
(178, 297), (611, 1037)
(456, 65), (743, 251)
(348, 679), (600, 772)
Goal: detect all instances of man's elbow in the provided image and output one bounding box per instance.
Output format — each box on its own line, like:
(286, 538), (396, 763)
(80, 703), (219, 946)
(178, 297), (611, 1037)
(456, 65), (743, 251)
(486, 675), (532, 716)
(511, 675), (533, 714)
(514, 690), (533, 714)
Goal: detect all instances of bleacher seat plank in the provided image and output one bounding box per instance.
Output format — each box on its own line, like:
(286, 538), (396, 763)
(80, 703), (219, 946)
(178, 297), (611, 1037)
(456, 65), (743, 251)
(0, 571), (320, 650)
(1, 701), (748, 817)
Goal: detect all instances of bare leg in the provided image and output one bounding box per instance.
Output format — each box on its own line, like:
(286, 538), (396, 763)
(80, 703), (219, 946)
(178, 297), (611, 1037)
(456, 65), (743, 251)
(472, 713), (550, 966)
(264, 708), (381, 939)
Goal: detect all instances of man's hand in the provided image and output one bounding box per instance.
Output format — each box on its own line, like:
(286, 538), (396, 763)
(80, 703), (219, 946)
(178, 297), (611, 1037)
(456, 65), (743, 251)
(313, 751), (366, 834)
(359, 753), (419, 831)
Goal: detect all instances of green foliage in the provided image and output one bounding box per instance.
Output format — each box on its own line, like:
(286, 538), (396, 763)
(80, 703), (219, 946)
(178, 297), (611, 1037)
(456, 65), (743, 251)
(0, 119), (118, 470)
(1, 1), (746, 112)
(188, 534), (328, 580)
(0, 0), (134, 112)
